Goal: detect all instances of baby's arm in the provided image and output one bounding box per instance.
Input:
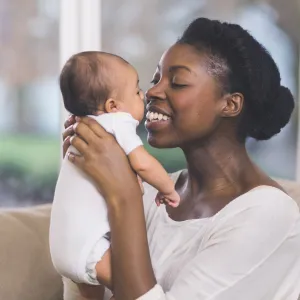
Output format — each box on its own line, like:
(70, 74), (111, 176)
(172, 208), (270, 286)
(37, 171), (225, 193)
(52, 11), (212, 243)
(128, 146), (180, 207)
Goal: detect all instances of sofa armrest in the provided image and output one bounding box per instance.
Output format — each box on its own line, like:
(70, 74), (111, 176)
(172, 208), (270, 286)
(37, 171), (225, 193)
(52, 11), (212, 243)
(0, 204), (63, 300)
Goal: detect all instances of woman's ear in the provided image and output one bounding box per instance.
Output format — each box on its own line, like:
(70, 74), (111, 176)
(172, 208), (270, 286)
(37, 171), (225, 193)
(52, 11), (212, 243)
(221, 93), (244, 118)
(104, 98), (120, 113)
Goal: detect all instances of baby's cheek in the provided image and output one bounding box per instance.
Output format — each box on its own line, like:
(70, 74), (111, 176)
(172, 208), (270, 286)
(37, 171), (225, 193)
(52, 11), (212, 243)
(137, 103), (145, 122)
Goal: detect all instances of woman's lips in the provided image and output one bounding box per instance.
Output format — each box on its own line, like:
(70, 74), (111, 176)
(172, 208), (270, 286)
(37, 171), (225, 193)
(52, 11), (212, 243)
(145, 118), (171, 131)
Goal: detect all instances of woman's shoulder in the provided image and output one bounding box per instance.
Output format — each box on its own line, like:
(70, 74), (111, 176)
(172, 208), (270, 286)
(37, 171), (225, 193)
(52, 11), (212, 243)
(236, 185), (297, 213)
(211, 185), (299, 232)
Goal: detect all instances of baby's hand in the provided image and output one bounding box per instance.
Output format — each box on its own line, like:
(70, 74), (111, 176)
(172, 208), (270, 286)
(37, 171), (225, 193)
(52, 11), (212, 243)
(155, 190), (180, 208)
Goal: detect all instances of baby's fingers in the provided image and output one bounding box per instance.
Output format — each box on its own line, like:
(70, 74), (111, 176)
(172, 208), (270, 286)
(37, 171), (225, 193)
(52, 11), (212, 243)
(155, 193), (164, 207)
(167, 200), (179, 208)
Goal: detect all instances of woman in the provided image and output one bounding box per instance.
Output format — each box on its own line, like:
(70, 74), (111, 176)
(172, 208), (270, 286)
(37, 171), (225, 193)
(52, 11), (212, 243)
(62, 18), (300, 299)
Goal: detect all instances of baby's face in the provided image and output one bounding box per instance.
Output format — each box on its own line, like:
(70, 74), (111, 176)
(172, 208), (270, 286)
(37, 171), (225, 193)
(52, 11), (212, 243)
(115, 63), (145, 122)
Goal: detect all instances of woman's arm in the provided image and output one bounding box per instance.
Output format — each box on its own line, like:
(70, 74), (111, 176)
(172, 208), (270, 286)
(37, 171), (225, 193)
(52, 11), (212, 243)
(68, 117), (157, 299)
(107, 186), (157, 299)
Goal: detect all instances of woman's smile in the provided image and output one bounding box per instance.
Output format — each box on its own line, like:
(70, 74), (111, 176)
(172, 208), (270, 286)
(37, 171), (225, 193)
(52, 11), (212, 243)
(145, 106), (172, 131)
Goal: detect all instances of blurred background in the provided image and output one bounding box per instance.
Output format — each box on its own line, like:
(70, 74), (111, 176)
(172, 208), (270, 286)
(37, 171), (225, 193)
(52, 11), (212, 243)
(0, 0), (299, 207)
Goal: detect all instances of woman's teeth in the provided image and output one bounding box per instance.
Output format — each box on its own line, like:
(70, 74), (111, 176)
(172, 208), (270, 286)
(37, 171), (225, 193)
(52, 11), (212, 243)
(146, 111), (170, 122)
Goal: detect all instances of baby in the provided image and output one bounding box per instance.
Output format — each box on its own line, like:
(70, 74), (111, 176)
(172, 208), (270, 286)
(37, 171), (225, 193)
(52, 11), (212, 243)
(49, 51), (180, 289)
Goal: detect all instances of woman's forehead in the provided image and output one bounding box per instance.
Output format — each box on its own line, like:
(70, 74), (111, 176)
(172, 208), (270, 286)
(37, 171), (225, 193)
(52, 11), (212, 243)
(156, 43), (207, 73)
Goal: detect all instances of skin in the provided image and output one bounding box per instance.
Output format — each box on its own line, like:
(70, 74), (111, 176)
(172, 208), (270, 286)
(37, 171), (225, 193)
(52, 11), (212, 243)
(96, 55), (145, 122)
(62, 43), (283, 299)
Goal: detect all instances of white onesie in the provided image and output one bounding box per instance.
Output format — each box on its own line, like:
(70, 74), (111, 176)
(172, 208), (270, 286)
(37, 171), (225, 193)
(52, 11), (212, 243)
(49, 112), (143, 285)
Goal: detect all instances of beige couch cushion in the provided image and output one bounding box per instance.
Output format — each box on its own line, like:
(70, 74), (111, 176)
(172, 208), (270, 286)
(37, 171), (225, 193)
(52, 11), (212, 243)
(0, 204), (63, 300)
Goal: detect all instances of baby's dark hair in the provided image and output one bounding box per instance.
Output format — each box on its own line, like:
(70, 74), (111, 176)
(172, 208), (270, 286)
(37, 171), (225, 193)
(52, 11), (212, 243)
(60, 51), (128, 116)
(178, 18), (295, 141)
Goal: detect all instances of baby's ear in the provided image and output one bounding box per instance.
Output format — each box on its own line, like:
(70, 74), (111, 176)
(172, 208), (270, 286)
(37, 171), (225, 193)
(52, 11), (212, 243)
(104, 98), (120, 113)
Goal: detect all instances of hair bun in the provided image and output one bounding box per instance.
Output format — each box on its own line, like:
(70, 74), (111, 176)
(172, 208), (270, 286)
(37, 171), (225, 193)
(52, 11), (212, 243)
(249, 86), (295, 140)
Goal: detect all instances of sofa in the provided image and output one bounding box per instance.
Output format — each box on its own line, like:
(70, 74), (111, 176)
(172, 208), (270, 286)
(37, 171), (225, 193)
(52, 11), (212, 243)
(0, 179), (299, 300)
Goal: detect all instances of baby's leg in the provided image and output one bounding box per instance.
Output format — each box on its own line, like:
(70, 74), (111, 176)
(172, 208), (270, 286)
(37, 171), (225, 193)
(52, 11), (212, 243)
(95, 248), (113, 290)
(85, 236), (111, 285)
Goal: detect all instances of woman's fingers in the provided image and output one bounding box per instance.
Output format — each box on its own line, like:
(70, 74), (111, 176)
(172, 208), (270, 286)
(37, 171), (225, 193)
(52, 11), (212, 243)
(76, 116), (111, 139)
(67, 151), (85, 167)
(70, 135), (88, 155)
(62, 124), (75, 141)
(62, 136), (71, 158)
(64, 114), (76, 129)
(73, 121), (99, 145)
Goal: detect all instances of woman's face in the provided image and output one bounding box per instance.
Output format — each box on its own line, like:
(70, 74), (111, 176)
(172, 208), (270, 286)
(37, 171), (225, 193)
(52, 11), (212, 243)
(145, 43), (225, 149)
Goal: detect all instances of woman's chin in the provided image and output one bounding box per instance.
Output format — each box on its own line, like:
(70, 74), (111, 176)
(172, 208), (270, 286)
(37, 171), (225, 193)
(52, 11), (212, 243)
(147, 133), (173, 149)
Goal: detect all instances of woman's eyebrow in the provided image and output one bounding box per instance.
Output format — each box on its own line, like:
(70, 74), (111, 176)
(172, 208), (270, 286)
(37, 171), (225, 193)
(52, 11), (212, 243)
(169, 65), (192, 73)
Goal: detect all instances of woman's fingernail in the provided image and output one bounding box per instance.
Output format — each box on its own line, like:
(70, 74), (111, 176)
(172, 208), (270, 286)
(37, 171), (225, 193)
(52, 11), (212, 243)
(75, 116), (81, 122)
(67, 152), (75, 162)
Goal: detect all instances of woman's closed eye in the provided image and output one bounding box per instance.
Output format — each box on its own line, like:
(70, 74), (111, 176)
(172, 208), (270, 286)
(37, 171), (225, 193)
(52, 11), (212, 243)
(171, 82), (188, 89)
(150, 77), (188, 89)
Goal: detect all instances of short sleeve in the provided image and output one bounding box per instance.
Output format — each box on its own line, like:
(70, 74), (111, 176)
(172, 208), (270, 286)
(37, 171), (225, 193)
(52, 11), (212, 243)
(91, 113), (143, 155)
(137, 188), (300, 300)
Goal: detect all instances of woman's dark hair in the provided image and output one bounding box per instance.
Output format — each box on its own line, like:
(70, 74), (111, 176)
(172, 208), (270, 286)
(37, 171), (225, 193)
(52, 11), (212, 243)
(178, 18), (295, 141)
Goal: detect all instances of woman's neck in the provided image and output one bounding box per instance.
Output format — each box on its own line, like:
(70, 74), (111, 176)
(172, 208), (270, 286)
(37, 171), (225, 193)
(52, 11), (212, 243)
(181, 135), (257, 196)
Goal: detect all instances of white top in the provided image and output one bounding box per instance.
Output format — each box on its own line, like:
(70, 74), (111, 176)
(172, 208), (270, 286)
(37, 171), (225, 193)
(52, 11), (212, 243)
(90, 112), (143, 155)
(103, 171), (300, 300)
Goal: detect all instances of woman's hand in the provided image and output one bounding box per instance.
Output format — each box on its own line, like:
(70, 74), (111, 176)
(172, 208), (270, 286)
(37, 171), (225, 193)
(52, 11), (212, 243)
(62, 114), (76, 158)
(67, 116), (141, 202)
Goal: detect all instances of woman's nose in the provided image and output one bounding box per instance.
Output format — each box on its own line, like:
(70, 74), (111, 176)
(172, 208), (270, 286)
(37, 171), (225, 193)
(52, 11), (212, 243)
(145, 89), (151, 104)
(145, 85), (165, 103)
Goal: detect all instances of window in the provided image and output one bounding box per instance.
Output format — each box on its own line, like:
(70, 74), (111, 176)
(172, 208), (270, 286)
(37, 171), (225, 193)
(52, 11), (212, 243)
(2, 1), (299, 208)
(0, 0), (61, 207)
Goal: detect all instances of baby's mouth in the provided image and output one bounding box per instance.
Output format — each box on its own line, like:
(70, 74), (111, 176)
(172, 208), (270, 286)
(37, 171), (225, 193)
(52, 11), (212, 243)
(146, 111), (170, 122)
